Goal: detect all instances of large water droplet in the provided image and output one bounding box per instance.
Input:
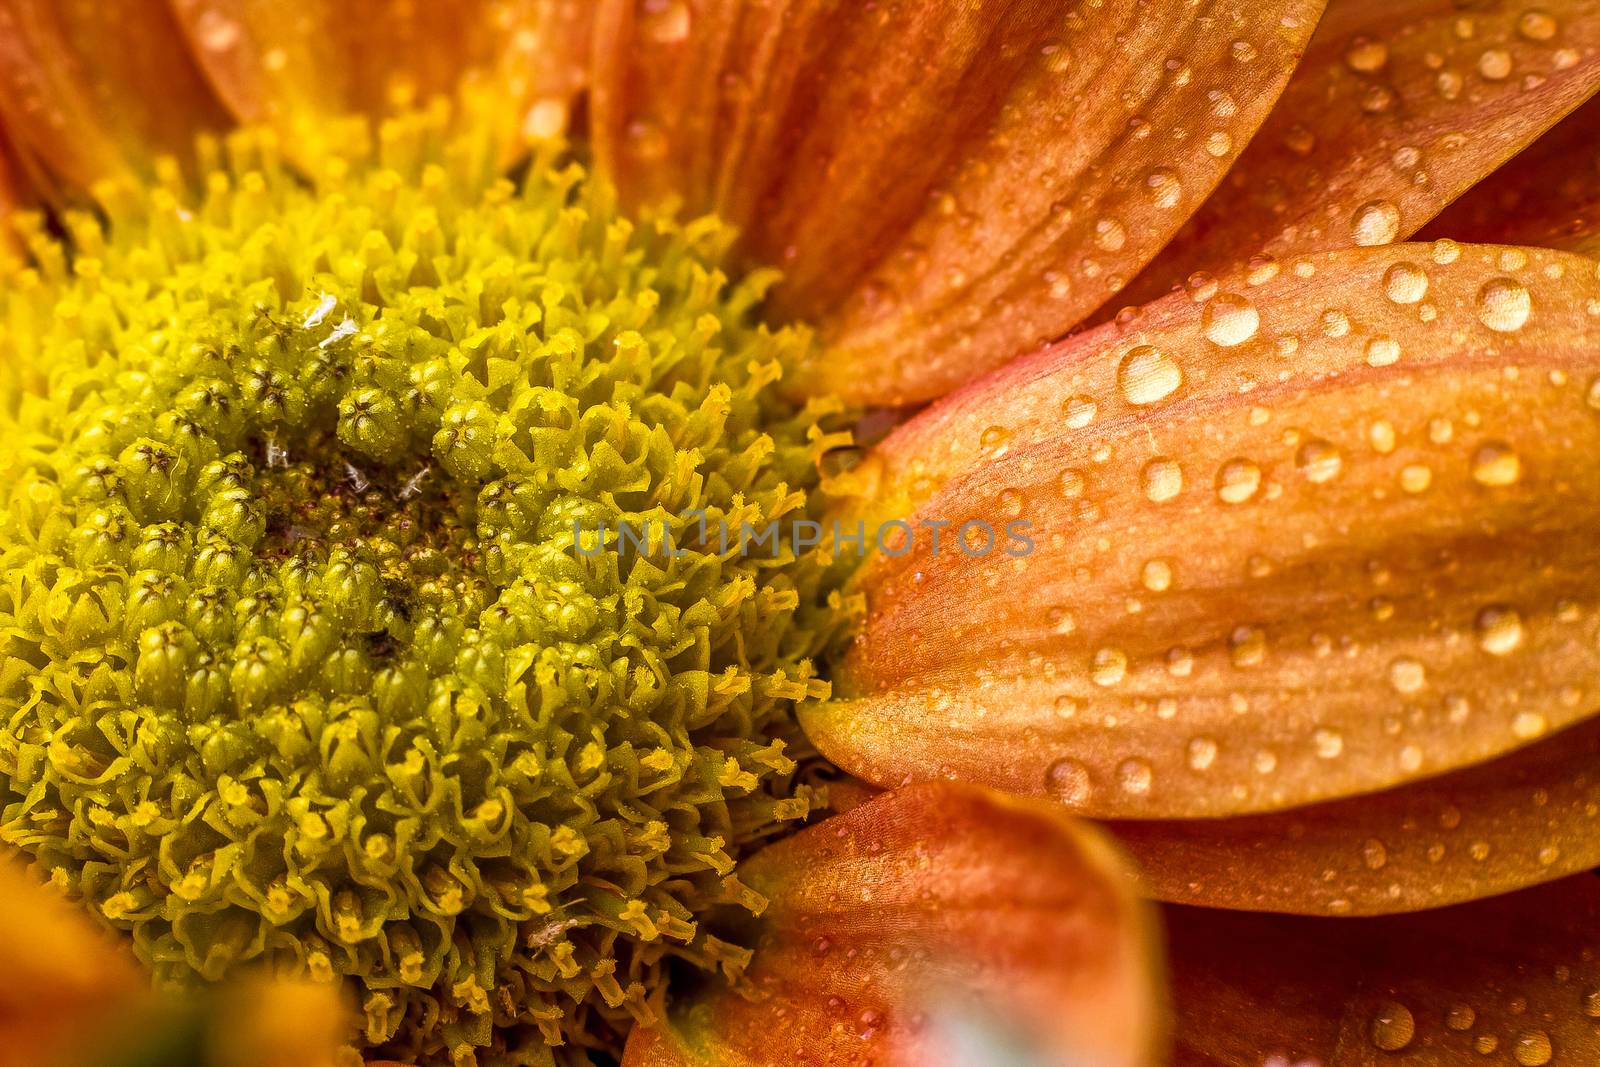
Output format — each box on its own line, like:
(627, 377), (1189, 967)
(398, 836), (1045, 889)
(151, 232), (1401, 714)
(1369, 1001), (1415, 1051)
(1063, 395), (1098, 428)
(1216, 459), (1262, 504)
(1142, 458), (1183, 502)
(1383, 262), (1429, 304)
(1118, 346), (1183, 405)
(1512, 1030), (1553, 1066)
(1046, 758), (1093, 805)
(1351, 201), (1401, 246)
(1471, 442), (1521, 486)
(1296, 439), (1342, 483)
(1201, 294), (1260, 347)
(1475, 606), (1524, 655)
(1476, 278), (1532, 332)
(1116, 758), (1153, 795)
(1091, 648), (1128, 687)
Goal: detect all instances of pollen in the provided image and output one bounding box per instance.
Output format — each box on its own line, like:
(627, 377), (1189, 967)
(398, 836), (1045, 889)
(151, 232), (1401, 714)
(0, 107), (854, 1066)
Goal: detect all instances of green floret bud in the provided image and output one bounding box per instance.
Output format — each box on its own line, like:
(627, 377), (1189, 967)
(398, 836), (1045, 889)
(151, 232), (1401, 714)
(0, 111), (856, 1067)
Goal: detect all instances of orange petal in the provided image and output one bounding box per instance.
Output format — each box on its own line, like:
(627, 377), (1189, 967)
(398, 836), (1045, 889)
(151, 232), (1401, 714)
(1421, 95), (1600, 256)
(0, 0), (229, 194)
(1170, 876), (1600, 1065)
(0, 859), (146, 1067)
(1119, 0), (1600, 309)
(621, 782), (1164, 1067)
(590, 0), (1326, 406)
(808, 242), (1600, 819)
(1112, 715), (1600, 916)
(171, 1), (591, 160)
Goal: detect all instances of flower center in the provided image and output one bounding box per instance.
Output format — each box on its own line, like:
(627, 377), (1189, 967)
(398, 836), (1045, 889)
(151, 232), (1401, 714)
(0, 111), (851, 1065)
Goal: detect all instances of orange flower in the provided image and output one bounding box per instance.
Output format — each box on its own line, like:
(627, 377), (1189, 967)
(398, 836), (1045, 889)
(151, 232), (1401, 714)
(0, 2), (1597, 1066)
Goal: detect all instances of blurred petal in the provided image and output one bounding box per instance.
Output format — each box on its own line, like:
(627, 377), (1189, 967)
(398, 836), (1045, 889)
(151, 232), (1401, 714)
(1122, 0), (1600, 308)
(591, 0), (1326, 406)
(1170, 877), (1600, 1065)
(0, 0), (228, 193)
(1113, 716), (1600, 916)
(0, 859), (146, 1067)
(808, 242), (1600, 819)
(1421, 94), (1600, 256)
(171, 0), (591, 160)
(622, 782), (1164, 1067)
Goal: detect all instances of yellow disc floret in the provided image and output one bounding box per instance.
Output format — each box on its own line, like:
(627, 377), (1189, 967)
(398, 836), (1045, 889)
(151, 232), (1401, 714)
(0, 111), (852, 1066)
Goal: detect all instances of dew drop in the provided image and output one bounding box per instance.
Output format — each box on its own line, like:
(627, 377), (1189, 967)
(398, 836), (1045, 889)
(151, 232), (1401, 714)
(1345, 37), (1389, 72)
(1383, 262), (1429, 304)
(1513, 710), (1548, 740)
(1475, 606), (1524, 655)
(1389, 656), (1426, 694)
(1365, 336), (1402, 367)
(1094, 218), (1128, 252)
(1471, 442), (1521, 486)
(1116, 758), (1153, 796)
(1229, 626), (1267, 667)
(1187, 736), (1218, 771)
(1362, 838), (1388, 870)
(1351, 200), (1401, 246)
(1369, 1001), (1415, 1051)
(1519, 10), (1558, 40)
(1059, 468), (1087, 498)
(1201, 294), (1260, 347)
(1046, 758), (1093, 805)
(1145, 167), (1183, 208)
(641, 0), (692, 42)
(1216, 459), (1262, 504)
(1400, 464), (1433, 493)
(1446, 1004), (1476, 1031)
(1586, 376), (1600, 410)
(1478, 48), (1513, 81)
(1091, 648), (1128, 687)
(1476, 278), (1532, 332)
(1063, 395), (1098, 428)
(1512, 1030), (1553, 1066)
(1142, 458), (1184, 502)
(1296, 439), (1343, 483)
(1582, 988), (1600, 1017)
(1141, 559), (1173, 592)
(1314, 728), (1344, 759)
(1118, 346), (1183, 405)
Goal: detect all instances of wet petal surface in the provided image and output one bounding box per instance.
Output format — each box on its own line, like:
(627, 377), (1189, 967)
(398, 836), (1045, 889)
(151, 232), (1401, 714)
(622, 782), (1164, 1067)
(591, 0), (1325, 405)
(810, 243), (1600, 819)
(1124, 0), (1600, 306)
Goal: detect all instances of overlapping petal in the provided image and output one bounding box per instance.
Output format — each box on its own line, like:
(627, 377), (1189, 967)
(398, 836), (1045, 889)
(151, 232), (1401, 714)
(1421, 95), (1600, 256)
(1122, 0), (1600, 307)
(808, 242), (1600, 821)
(591, 0), (1327, 406)
(1113, 716), (1600, 915)
(622, 782), (1164, 1067)
(1170, 876), (1600, 1065)
(171, 0), (591, 162)
(0, 0), (229, 195)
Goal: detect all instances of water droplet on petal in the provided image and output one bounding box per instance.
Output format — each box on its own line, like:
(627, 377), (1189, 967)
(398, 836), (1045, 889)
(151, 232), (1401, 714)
(1063, 395), (1098, 428)
(1296, 439), (1342, 483)
(1046, 758), (1093, 804)
(1116, 758), (1153, 795)
(1351, 200), (1401, 246)
(1475, 606), (1524, 655)
(1091, 648), (1128, 687)
(1143, 458), (1183, 502)
(1512, 1030), (1553, 1066)
(1383, 262), (1429, 304)
(1476, 278), (1532, 332)
(1118, 346), (1183, 405)
(1201, 294), (1260, 346)
(1187, 737), (1218, 771)
(1369, 1001), (1415, 1051)
(1216, 459), (1262, 504)
(1389, 656), (1426, 694)
(1471, 442), (1521, 486)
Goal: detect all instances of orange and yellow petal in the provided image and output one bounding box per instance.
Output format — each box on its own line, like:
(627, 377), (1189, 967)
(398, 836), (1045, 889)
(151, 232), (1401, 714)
(1421, 93), (1600, 256)
(1113, 715), (1600, 915)
(809, 242), (1600, 826)
(622, 782), (1164, 1067)
(170, 0), (591, 163)
(0, 0), (229, 195)
(1123, 0), (1600, 307)
(591, 0), (1326, 407)
(1170, 875), (1600, 1065)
